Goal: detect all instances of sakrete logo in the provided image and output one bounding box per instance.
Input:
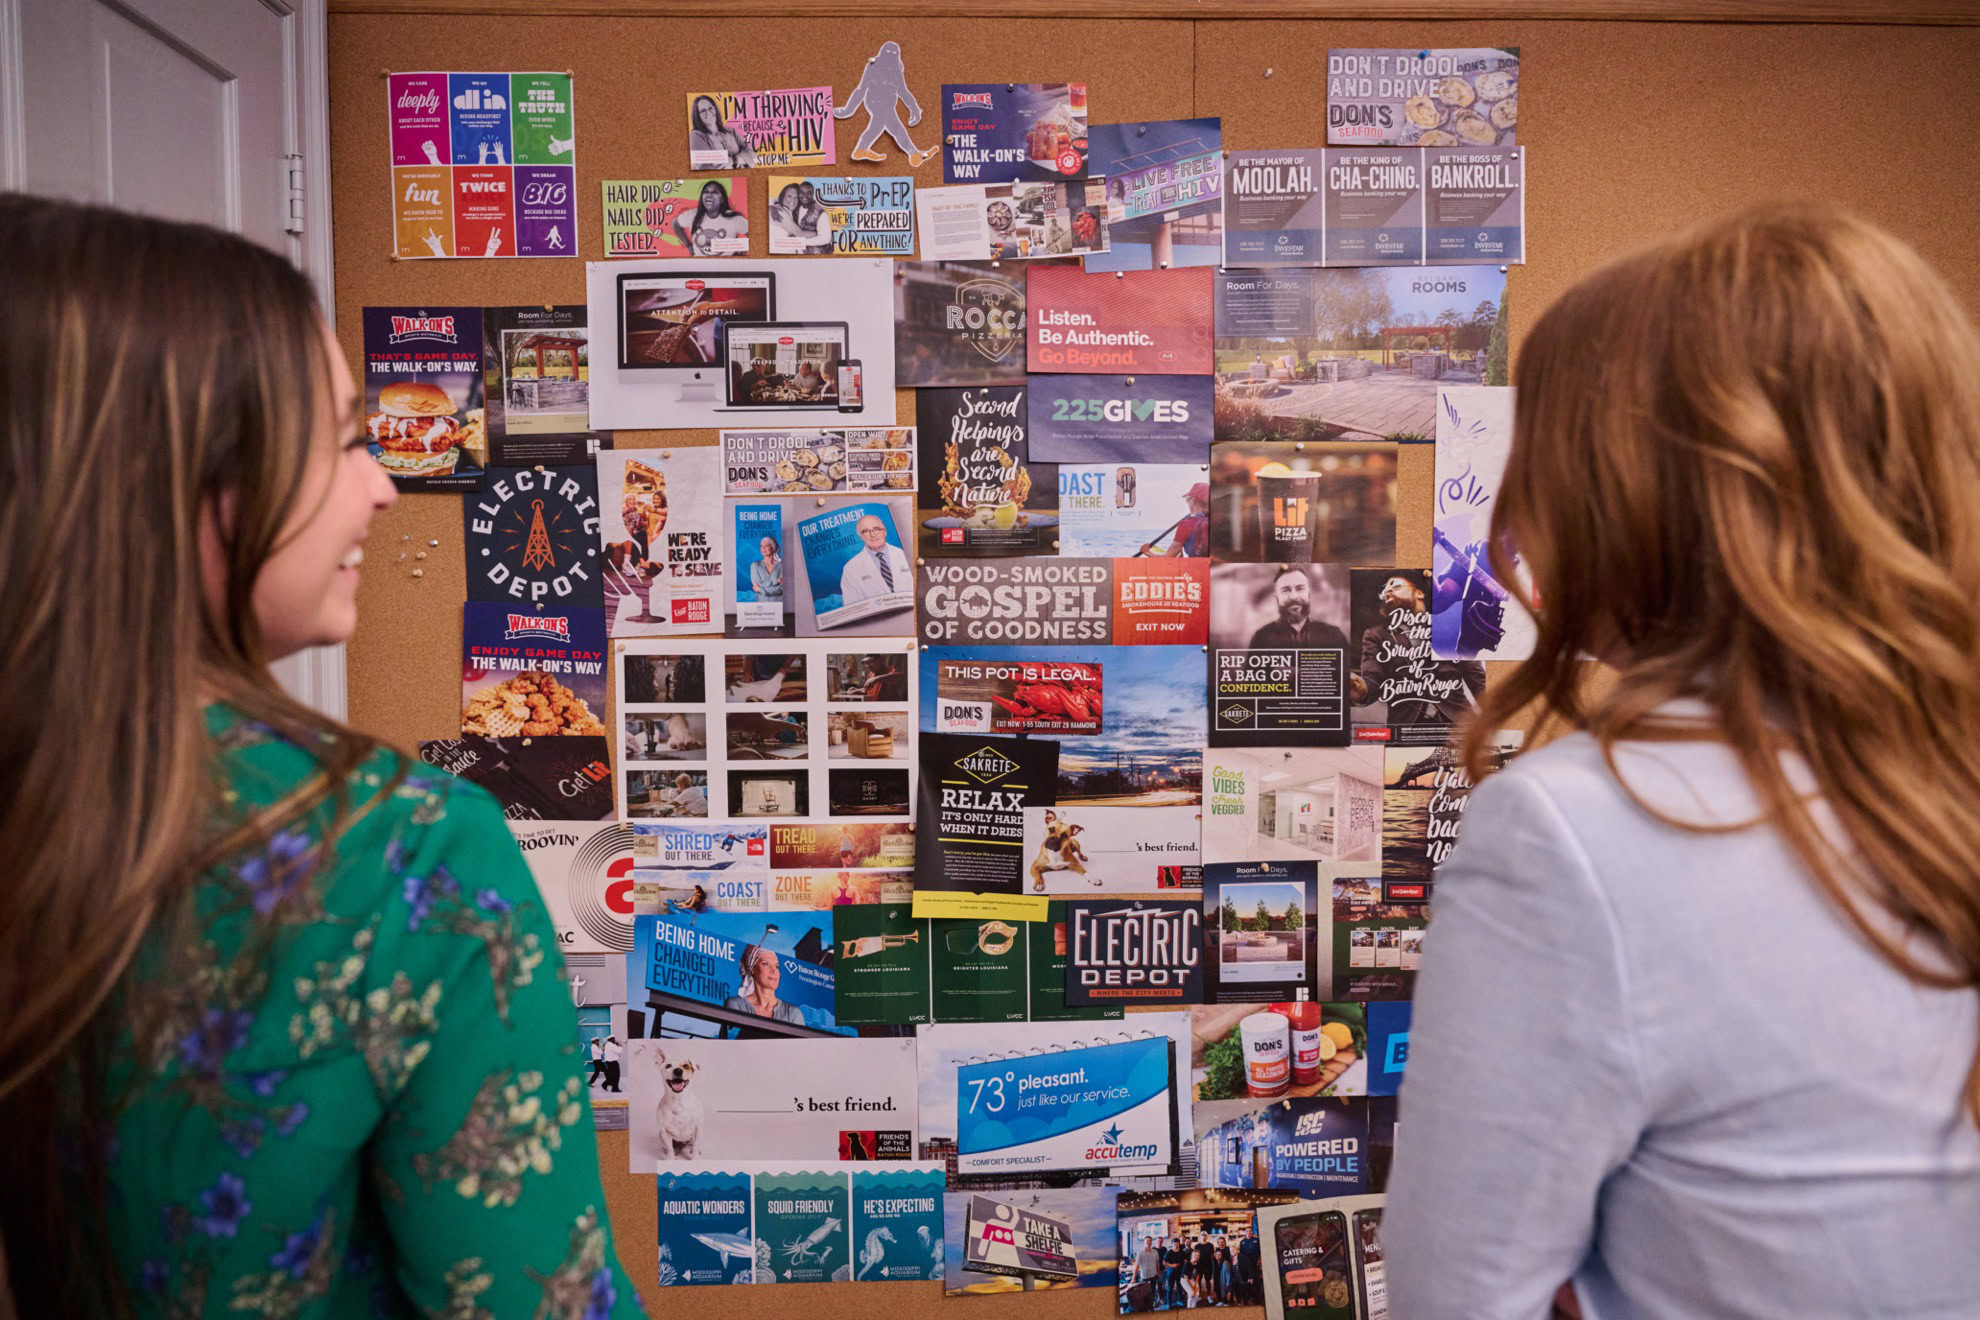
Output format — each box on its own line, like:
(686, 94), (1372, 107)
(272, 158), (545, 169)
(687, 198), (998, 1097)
(957, 746), (1020, 783)
(1220, 704), (1254, 725)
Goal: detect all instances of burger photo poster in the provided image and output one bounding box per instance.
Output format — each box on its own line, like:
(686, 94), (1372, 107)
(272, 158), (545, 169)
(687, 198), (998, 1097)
(362, 306), (487, 491)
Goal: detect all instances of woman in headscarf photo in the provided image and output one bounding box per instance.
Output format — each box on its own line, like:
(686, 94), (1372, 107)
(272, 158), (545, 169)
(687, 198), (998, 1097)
(722, 943), (806, 1024)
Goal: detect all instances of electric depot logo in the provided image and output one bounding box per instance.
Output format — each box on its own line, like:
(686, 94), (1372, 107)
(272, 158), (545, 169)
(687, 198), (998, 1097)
(957, 746), (1021, 783)
(569, 824), (639, 950)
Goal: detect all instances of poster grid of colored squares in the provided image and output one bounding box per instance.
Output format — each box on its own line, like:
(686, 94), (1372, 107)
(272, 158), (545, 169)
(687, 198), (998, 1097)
(388, 72), (577, 258)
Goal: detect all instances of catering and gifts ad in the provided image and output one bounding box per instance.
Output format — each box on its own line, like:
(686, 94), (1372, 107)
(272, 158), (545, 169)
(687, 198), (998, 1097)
(362, 307), (485, 491)
(1258, 1194), (1391, 1320)
(388, 72), (577, 259)
(1027, 265), (1214, 375)
(1325, 48), (1519, 147)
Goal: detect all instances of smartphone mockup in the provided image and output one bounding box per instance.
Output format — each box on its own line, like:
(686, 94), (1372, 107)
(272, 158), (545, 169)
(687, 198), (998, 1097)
(837, 360), (864, 412)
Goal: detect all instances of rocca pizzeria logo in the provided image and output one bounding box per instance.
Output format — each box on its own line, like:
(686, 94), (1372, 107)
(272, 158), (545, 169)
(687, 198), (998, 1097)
(951, 277), (1024, 363)
(387, 313), (458, 344)
(958, 746), (1021, 783)
(504, 613), (571, 642)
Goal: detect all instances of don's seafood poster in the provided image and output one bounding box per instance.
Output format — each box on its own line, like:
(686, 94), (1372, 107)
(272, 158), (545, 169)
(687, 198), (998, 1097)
(1325, 48), (1519, 147)
(614, 637), (915, 824)
(722, 427), (916, 495)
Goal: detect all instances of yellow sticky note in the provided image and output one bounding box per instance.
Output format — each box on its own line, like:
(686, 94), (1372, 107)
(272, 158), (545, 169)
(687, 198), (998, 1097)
(910, 891), (1050, 923)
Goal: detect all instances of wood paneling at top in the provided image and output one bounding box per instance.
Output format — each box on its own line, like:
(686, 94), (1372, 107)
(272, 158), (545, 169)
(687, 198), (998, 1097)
(329, 0), (1980, 25)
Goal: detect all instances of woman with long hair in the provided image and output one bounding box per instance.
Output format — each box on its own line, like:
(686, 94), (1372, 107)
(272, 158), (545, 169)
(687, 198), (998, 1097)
(1384, 203), (1980, 1316)
(0, 196), (637, 1316)
(688, 94), (756, 169)
(674, 178), (745, 257)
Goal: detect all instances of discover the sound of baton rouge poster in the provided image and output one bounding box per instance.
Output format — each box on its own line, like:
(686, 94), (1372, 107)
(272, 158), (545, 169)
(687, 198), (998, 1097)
(463, 463), (603, 607)
(1348, 567), (1485, 746)
(1027, 265), (1214, 376)
(915, 386), (1058, 557)
(893, 261), (1032, 388)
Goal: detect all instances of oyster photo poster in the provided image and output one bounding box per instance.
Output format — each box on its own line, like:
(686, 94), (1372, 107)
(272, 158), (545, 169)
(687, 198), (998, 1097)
(1325, 49), (1519, 147)
(916, 386), (1057, 557)
(362, 306), (485, 491)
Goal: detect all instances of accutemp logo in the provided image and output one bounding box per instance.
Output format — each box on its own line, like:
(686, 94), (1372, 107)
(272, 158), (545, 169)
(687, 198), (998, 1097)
(958, 746), (1020, 783)
(1085, 1122), (1159, 1164)
(504, 613), (571, 642)
(387, 313), (458, 344)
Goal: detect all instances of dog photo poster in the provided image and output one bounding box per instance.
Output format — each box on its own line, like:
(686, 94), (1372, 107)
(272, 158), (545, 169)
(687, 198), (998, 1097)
(626, 1036), (918, 1172)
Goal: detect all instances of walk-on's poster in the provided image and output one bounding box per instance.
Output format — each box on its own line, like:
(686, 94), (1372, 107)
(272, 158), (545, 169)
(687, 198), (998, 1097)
(464, 464), (602, 607)
(1027, 265), (1214, 376)
(614, 637), (915, 823)
(767, 177), (916, 256)
(941, 83), (1089, 183)
(601, 178), (749, 257)
(362, 306), (485, 491)
(459, 602), (608, 738)
(916, 181), (1111, 262)
(1431, 385), (1531, 661)
(597, 447), (724, 637)
(1326, 49), (1519, 147)
(687, 88), (837, 170)
(893, 261), (1032, 388)
(914, 732), (1059, 897)
(915, 386), (1058, 557)
(1085, 118), (1223, 274)
(388, 72), (576, 258)
(480, 305), (590, 456)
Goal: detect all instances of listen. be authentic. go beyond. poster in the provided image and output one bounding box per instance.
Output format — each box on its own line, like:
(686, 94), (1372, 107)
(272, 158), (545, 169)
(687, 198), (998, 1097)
(388, 72), (577, 259)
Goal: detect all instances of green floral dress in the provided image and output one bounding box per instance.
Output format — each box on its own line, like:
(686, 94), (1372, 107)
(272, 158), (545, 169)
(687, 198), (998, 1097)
(107, 708), (641, 1318)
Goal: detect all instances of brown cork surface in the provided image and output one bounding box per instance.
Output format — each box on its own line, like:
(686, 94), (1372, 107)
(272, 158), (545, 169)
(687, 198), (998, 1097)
(328, 14), (1980, 1318)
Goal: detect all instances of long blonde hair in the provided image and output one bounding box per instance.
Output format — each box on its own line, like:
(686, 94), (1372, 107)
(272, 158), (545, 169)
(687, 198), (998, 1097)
(1466, 202), (1980, 1120)
(0, 195), (389, 1313)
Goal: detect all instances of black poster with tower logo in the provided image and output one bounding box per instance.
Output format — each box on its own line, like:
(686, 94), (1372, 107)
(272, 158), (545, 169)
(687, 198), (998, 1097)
(463, 464), (605, 607)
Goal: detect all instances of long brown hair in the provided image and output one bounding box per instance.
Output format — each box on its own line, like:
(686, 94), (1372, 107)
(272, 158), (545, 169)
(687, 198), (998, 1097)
(1466, 202), (1980, 1121)
(0, 196), (388, 1313)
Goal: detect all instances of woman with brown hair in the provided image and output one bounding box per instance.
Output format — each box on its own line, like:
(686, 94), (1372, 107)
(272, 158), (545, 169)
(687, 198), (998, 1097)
(0, 197), (637, 1316)
(1384, 203), (1980, 1316)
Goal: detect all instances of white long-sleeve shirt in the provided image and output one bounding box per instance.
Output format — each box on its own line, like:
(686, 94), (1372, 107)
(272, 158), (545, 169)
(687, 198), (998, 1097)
(1384, 725), (1980, 1319)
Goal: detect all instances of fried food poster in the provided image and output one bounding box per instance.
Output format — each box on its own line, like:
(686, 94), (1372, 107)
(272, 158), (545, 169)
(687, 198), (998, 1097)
(460, 602), (607, 737)
(361, 306), (485, 491)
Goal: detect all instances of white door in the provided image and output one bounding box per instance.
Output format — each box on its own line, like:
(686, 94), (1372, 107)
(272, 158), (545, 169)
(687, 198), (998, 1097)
(2, 0), (345, 716)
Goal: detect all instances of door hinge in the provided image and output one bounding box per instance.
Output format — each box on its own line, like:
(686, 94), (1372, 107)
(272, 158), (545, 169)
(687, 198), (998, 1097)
(283, 153), (305, 236)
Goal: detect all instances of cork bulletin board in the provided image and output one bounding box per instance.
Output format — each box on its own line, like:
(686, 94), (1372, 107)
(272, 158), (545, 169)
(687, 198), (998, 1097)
(327, 10), (1980, 1316)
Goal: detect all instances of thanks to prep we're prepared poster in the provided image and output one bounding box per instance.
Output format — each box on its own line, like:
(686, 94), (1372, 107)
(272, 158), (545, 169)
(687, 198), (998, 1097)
(388, 72), (577, 259)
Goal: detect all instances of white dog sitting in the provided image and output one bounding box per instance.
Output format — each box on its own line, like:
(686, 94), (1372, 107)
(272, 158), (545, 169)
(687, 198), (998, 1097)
(651, 1048), (704, 1160)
